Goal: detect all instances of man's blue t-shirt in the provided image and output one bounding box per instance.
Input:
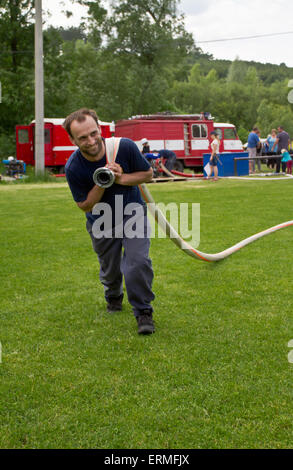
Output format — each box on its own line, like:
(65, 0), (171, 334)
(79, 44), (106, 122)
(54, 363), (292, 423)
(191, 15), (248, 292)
(247, 132), (260, 149)
(65, 138), (151, 226)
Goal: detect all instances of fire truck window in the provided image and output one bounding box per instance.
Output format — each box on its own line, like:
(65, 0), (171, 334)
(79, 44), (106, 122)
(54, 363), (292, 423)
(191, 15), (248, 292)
(18, 129), (29, 144)
(44, 129), (51, 144)
(224, 128), (236, 139)
(201, 125), (208, 138)
(214, 128), (223, 140)
(192, 125), (200, 138)
(192, 124), (208, 138)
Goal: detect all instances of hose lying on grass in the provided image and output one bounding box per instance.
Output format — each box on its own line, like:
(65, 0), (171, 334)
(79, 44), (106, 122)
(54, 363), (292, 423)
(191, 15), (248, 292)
(171, 169), (203, 178)
(223, 175), (293, 181)
(105, 137), (293, 263)
(139, 182), (293, 262)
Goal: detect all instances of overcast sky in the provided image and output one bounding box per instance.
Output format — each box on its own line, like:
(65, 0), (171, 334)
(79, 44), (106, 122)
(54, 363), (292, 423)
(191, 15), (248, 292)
(43, 0), (293, 67)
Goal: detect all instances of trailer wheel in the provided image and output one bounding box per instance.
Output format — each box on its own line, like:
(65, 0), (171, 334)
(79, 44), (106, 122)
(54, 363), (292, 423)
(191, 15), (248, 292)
(173, 160), (184, 173)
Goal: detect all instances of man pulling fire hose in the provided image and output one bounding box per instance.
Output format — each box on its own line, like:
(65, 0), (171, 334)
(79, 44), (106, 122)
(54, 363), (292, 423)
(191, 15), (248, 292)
(64, 109), (292, 337)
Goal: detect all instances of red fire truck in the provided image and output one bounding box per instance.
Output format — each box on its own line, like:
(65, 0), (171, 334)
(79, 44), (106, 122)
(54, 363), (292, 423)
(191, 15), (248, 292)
(15, 118), (115, 172)
(114, 114), (244, 171)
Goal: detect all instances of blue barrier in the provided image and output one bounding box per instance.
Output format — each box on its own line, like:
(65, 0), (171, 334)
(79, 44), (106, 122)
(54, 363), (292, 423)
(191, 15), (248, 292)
(203, 152), (249, 177)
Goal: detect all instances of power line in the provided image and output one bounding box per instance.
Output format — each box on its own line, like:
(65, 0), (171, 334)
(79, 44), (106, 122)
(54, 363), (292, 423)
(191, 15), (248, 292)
(197, 30), (293, 44)
(1, 30), (293, 55)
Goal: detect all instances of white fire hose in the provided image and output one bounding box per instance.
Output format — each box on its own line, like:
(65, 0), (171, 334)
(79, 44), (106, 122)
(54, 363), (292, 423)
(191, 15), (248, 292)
(93, 137), (293, 263)
(139, 183), (293, 262)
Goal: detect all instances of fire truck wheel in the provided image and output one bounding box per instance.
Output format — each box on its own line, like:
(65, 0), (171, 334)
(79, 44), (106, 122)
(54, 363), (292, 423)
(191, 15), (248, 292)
(173, 160), (184, 173)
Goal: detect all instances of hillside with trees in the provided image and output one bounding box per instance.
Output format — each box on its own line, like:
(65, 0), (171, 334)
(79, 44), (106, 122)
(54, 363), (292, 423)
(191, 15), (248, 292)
(1, 0), (293, 156)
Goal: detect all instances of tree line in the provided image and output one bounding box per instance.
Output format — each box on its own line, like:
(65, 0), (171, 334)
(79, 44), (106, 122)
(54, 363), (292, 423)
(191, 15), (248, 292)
(1, 0), (293, 157)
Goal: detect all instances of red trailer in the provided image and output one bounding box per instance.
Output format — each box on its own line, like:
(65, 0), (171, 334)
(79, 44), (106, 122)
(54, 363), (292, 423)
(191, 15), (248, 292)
(16, 118), (115, 171)
(114, 114), (243, 171)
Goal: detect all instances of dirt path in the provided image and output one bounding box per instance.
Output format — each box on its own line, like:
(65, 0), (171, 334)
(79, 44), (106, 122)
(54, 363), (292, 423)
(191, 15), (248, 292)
(0, 182), (68, 191)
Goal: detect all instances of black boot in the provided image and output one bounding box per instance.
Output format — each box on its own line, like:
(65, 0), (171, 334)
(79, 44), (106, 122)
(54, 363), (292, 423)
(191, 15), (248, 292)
(136, 310), (155, 335)
(106, 294), (123, 313)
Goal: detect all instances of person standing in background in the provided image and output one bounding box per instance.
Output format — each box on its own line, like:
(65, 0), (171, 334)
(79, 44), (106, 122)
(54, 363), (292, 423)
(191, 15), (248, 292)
(247, 127), (260, 174)
(265, 129), (278, 169)
(208, 131), (220, 181)
(141, 138), (150, 156)
(255, 130), (262, 171)
(272, 126), (290, 173)
(157, 149), (177, 173)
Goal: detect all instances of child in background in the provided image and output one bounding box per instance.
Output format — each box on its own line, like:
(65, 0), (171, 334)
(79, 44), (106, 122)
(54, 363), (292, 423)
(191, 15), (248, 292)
(281, 149), (292, 174)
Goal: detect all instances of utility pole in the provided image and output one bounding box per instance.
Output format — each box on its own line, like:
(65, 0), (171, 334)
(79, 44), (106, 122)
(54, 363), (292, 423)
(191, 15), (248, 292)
(35, 0), (45, 175)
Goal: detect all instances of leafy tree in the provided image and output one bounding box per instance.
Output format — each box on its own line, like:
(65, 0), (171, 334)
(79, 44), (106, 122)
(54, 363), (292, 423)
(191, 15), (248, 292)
(0, 0), (35, 154)
(244, 66), (259, 86)
(227, 57), (248, 83)
(0, 0), (34, 72)
(205, 69), (218, 83)
(55, 26), (87, 42)
(256, 99), (293, 137)
(43, 28), (75, 118)
(237, 126), (249, 144)
(267, 79), (292, 106)
(75, 0), (194, 115)
(74, 0), (108, 47)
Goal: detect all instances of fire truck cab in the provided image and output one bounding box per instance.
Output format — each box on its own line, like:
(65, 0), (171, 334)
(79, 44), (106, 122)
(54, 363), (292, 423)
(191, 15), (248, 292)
(16, 118), (115, 171)
(114, 114), (243, 171)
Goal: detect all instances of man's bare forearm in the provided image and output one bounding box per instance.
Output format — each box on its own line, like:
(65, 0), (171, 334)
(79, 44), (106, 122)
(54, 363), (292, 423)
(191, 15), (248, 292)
(77, 169), (152, 212)
(77, 185), (105, 212)
(115, 169), (153, 186)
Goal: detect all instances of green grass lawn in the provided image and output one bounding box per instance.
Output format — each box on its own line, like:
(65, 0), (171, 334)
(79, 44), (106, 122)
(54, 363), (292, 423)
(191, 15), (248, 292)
(0, 178), (293, 449)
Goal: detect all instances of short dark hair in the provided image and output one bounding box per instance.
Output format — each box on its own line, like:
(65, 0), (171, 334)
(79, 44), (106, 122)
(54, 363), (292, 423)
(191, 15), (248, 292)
(63, 108), (99, 138)
(252, 127), (259, 132)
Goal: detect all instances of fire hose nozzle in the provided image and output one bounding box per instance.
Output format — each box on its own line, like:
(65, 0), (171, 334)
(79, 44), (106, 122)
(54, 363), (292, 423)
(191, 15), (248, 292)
(93, 167), (115, 188)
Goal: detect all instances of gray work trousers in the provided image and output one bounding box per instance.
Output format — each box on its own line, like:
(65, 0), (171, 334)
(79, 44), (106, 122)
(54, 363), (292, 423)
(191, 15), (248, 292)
(86, 210), (155, 317)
